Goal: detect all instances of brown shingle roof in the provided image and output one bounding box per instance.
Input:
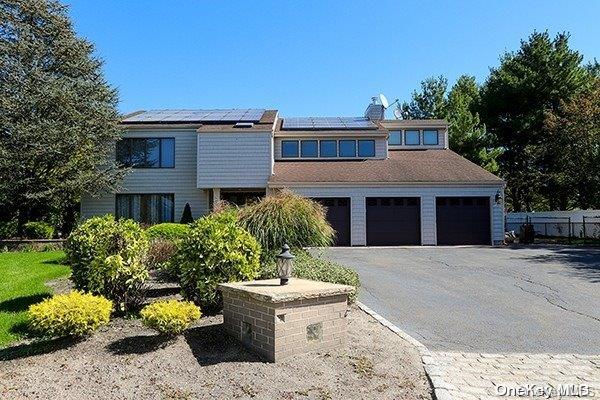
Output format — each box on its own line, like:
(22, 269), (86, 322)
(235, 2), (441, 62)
(269, 149), (503, 185)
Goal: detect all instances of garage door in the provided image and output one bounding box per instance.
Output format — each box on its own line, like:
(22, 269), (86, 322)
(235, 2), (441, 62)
(366, 197), (421, 246)
(313, 198), (351, 246)
(436, 197), (490, 245)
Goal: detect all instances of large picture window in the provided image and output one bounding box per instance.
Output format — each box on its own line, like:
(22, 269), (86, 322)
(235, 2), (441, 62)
(116, 194), (174, 224)
(116, 138), (175, 168)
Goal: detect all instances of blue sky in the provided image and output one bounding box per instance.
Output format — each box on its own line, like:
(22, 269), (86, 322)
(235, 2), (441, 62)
(65, 0), (600, 117)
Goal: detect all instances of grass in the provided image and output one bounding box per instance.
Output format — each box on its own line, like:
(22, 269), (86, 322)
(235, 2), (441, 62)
(0, 251), (70, 347)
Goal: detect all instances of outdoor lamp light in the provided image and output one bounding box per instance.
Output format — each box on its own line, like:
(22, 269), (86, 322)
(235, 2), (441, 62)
(276, 244), (294, 285)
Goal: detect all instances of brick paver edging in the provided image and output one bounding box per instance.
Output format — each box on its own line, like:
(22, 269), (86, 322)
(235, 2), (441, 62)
(356, 302), (455, 400)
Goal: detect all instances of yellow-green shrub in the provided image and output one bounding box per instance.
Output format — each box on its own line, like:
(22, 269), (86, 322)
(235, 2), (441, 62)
(28, 291), (112, 337)
(141, 300), (201, 335)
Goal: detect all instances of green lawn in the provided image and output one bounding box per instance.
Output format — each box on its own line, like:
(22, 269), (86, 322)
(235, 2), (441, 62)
(0, 251), (70, 347)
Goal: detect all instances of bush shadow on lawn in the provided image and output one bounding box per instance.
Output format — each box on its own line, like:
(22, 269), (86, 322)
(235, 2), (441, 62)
(0, 293), (50, 313)
(0, 336), (77, 361)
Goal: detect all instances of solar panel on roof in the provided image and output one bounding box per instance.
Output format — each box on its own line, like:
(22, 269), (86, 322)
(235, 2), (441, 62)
(121, 109), (266, 123)
(281, 116), (376, 130)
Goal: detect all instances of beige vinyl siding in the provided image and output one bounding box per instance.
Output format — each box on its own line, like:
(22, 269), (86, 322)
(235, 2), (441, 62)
(197, 131), (273, 188)
(81, 129), (209, 221)
(283, 185), (504, 246)
(274, 136), (386, 160)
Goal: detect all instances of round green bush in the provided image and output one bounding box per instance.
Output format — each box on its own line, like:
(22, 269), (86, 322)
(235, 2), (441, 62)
(146, 223), (190, 241)
(177, 212), (261, 313)
(23, 221), (55, 239)
(141, 300), (201, 335)
(65, 215), (149, 291)
(237, 190), (334, 256)
(28, 291), (112, 338)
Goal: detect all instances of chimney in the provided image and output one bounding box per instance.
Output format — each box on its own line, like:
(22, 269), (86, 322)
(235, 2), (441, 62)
(364, 97), (385, 121)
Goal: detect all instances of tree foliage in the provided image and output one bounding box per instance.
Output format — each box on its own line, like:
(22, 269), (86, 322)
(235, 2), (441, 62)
(0, 0), (125, 232)
(479, 32), (596, 211)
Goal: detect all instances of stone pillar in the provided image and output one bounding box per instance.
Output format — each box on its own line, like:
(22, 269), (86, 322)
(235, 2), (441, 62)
(212, 188), (220, 209)
(219, 279), (353, 362)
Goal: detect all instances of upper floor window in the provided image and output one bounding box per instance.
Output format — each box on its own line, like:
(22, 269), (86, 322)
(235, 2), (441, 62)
(301, 140), (318, 158)
(116, 138), (175, 168)
(423, 130), (439, 145)
(389, 131), (402, 145)
(404, 130), (420, 145)
(339, 140), (357, 157)
(358, 140), (375, 157)
(281, 140), (299, 158)
(320, 140), (337, 157)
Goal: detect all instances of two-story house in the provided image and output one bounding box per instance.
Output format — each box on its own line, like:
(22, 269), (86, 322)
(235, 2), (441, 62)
(81, 105), (505, 246)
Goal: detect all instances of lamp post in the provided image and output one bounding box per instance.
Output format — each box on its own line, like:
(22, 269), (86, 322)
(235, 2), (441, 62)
(276, 244), (294, 285)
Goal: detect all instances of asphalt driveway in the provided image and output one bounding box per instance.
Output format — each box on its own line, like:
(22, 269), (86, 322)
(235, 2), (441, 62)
(316, 246), (600, 354)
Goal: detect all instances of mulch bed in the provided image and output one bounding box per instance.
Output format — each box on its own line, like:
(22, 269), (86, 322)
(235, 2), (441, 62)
(0, 278), (432, 400)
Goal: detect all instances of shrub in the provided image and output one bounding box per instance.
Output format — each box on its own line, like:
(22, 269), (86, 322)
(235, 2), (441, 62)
(28, 291), (112, 338)
(23, 221), (55, 239)
(0, 220), (17, 239)
(141, 300), (201, 335)
(180, 203), (194, 224)
(147, 239), (179, 280)
(177, 213), (261, 313)
(260, 249), (360, 303)
(65, 215), (149, 292)
(237, 190), (334, 256)
(89, 254), (149, 313)
(146, 223), (190, 241)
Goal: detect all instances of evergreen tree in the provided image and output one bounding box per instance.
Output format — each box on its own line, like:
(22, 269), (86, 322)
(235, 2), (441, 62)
(0, 0), (125, 232)
(180, 203), (194, 224)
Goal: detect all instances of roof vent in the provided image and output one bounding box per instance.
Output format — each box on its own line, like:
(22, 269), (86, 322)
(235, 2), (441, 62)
(364, 101), (385, 122)
(234, 122), (254, 128)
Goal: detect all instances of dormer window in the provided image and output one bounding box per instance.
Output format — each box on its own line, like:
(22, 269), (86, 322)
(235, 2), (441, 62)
(358, 140), (375, 157)
(281, 140), (299, 158)
(423, 130), (439, 145)
(404, 130), (420, 145)
(300, 140), (318, 157)
(320, 140), (337, 157)
(339, 140), (357, 157)
(389, 131), (402, 145)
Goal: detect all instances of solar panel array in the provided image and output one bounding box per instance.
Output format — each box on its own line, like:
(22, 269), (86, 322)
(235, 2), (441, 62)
(282, 117), (376, 130)
(122, 109), (265, 123)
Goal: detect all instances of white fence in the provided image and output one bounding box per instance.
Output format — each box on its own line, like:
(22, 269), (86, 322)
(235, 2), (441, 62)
(506, 210), (600, 238)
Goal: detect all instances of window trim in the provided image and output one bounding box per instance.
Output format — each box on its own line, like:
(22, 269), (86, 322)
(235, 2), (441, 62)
(404, 130), (421, 146)
(422, 129), (439, 145)
(281, 140), (300, 158)
(116, 137), (176, 169)
(115, 193), (175, 224)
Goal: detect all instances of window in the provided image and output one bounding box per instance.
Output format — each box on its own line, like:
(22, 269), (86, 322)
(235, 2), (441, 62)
(116, 194), (174, 224)
(301, 140), (318, 157)
(404, 130), (420, 145)
(281, 140), (299, 158)
(423, 130), (439, 145)
(319, 140), (337, 157)
(116, 138), (175, 168)
(358, 140), (375, 157)
(339, 140), (356, 157)
(389, 131), (402, 145)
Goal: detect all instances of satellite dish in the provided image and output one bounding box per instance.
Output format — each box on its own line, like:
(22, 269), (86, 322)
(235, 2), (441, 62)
(393, 108), (402, 119)
(379, 93), (389, 109)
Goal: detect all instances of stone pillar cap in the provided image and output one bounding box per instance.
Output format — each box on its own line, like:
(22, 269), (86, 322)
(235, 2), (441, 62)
(218, 278), (354, 303)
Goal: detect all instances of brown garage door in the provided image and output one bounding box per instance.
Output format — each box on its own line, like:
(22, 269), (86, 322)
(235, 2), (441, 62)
(436, 197), (490, 245)
(366, 197), (421, 246)
(313, 198), (351, 246)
